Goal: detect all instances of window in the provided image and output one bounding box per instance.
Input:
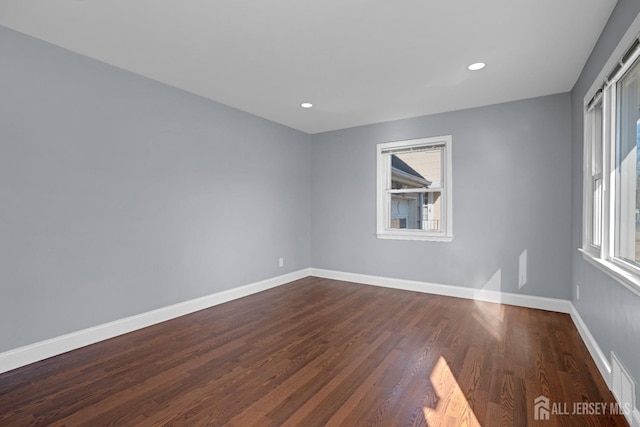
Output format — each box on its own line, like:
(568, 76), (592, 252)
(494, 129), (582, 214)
(616, 59), (640, 266)
(582, 28), (640, 294)
(376, 135), (452, 241)
(585, 96), (604, 250)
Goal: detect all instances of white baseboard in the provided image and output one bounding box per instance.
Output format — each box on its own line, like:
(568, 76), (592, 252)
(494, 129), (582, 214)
(0, 268), (311, 375)
(309, 268), (573, 313)
(3, 266), (637, 425)
(569, 304), (612, 389)
(310, 268), (639, 425)
(570, 306), (640, 427)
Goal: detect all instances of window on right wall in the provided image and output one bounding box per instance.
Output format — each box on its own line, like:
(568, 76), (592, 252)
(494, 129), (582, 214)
(582, 31), (640, 295)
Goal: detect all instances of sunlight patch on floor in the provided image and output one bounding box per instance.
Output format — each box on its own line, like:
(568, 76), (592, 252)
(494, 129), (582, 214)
(423, 356), (481, 427)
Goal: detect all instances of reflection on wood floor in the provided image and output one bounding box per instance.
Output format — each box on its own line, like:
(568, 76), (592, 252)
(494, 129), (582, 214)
(0, 277), (628, 426)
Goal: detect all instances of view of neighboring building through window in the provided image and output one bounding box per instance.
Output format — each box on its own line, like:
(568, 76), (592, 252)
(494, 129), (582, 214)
(377, 136), (452, 242)
(582, 31), (640, 293)
(390, 148), (442, 231)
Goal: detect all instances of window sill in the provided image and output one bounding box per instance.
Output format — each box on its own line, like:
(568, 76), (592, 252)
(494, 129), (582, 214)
(578, 248), (640, 297)
(376, 231), (453, 242)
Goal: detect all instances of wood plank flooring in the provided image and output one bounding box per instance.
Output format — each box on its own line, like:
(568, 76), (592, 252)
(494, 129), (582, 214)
(0, 277), (628, 426)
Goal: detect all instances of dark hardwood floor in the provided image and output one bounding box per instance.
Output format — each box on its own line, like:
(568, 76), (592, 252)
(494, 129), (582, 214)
(0, 277), (628, 426)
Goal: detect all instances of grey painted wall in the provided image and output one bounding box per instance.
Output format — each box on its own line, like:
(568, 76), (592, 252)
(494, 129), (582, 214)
(3, 5), (637, 409)
(0, 26), (311, 353)
(310, 93), (572, 300)
(570, 0), (640, 408)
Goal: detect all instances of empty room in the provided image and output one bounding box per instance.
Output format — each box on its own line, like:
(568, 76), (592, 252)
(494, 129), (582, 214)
(1, 0), (640, 426)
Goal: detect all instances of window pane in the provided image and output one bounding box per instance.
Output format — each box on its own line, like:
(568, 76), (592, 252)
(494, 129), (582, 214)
(389, 191), (443, 232)
(390, 146), (443, 189)
(591, 102), (603, 248)
(593, 102), (603, 174)
(377, 136), (452, 241)
(616, 59), (640, 264)
(592, 176), (603, 247)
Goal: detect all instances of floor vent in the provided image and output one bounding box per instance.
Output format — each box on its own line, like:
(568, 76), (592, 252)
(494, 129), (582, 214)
(611, 352), (636, 425)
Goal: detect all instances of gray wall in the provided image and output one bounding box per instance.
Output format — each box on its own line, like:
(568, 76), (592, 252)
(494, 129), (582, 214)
(0, 27), (311, 353)
(570, 0), (640, 408)
(3, 3), (638, 405)
(310, 93), (573, 300)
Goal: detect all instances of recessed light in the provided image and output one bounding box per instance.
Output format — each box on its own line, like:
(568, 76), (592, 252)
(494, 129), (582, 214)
(467, 62), (486, 71)
(301, 102), (313, 108)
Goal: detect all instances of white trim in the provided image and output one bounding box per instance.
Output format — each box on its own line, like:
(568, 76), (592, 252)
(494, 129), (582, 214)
(310, 267), (639, 421)
(309, 268), (572, 313)
(0, 268), (311, 375)
(569, 304), (612, 389)
(584, 11), (640, 106)
(376, 135), (453, 242)
(375, 232), (453, 242)
(582, 97), (604, 256)
(3, 267), (637, 422)
(581, 8), (640, 299)
(572, 304), (640, 427)
(580, 249), (640, 296)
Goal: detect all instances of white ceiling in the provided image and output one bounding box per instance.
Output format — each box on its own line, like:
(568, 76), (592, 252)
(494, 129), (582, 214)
(0, 0), (617, 134)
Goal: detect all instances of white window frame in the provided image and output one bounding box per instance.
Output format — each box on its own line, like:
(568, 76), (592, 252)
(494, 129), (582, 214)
(581, 13), (640, 297)
(583, 95), (605, 257)
(376, 135), (453, 242)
